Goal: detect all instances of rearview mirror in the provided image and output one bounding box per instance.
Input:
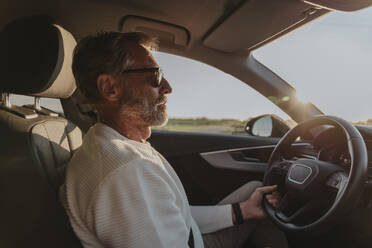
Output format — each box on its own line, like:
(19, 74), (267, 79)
(245, 114), (290, 138)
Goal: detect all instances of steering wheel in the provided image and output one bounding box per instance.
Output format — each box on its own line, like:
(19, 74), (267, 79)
(263, 115), (368, 233)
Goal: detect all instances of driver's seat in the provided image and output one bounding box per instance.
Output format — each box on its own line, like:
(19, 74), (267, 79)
(0, 16), (82, 247)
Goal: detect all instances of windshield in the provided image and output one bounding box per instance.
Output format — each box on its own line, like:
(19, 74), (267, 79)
(253, 7), (372, 125)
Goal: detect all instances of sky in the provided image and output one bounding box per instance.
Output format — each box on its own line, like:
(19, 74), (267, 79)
(153, 6), (372, 122)
(254, 6), (372, 122)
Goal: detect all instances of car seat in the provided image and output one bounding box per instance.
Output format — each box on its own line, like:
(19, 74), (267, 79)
(0, 16), (83, 247)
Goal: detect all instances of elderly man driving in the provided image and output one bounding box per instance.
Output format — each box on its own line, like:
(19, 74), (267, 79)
(60, 31), (287, 248)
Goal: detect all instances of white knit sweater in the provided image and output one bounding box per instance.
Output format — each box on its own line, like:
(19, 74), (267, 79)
(60, 123), (233, 248)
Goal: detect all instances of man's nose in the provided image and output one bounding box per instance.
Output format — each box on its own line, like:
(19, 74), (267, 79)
(159, 77), (172, 94)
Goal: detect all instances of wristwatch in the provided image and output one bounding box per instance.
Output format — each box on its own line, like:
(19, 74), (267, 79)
(232, 203), (244, 225)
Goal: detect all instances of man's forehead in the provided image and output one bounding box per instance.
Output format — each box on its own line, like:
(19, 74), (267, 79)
(127, 42), (158, 68)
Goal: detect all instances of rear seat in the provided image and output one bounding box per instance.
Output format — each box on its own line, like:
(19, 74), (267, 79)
(0, 16), (82, 247)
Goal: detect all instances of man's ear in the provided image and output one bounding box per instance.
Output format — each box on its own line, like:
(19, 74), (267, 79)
(96, 74), (123, 102)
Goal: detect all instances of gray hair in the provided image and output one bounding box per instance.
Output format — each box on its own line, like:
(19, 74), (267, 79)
(72, 32), (158, 103)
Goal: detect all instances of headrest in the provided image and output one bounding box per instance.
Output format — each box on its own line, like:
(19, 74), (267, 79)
(0, 16), (77, 98)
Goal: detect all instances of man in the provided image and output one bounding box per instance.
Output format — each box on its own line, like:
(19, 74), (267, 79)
(60, 31), (287, 248)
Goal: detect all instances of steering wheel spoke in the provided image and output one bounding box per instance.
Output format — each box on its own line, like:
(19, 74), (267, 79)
(275, 197), (315, 224)
(325, 171), (348, 201)
(271, 159), (294, 176)
(325, 171), (348, 191)
(271, 191), (314, 223)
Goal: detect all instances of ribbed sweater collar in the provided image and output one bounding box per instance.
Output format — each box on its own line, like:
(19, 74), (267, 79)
(93, 122), (153, 150)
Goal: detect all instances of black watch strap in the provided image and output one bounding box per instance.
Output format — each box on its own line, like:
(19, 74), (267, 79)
(232, 203), (244, 225)
(188, 227), (194, 248)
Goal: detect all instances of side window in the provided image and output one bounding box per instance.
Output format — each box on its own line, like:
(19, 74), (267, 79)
(152, 52), (291, 135)
(9, 94), (64, 115)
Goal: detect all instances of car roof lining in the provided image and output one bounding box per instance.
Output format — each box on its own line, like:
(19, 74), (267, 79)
(2, 0), (370, 48)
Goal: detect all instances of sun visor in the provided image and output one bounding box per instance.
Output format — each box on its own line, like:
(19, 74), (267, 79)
(303, 0), (372, 11)
(119, 15), (189, 49)
(203, 0), (327, 53)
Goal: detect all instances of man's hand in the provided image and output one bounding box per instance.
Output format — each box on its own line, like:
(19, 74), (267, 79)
(238, 185), (280, 220)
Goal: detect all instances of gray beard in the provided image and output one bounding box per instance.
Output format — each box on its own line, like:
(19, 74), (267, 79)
(119, 97), (168, 127)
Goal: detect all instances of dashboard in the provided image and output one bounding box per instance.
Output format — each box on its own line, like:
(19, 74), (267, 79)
(314, 127), (351, 170)
(318, 145), (351, 170)
(294, 124), (372, 178)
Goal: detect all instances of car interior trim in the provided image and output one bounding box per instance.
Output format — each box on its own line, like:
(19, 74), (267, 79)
(119, 15), (190, 48)
(0, 92), (38, 119)
(203, 0), (328, 52)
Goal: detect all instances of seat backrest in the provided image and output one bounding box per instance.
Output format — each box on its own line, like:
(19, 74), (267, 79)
(0, 16), (83, 247)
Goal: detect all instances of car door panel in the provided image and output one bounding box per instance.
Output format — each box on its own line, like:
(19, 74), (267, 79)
(200, 145), (275, 172)
(149, 131), (279, 205)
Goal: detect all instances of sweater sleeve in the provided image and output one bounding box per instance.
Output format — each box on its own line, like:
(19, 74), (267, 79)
(86, 159), (191, 248)
(190, 205), (233, 234)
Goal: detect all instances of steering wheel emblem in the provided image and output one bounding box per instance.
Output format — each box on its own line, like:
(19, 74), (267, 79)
(288, 164), (312, 184)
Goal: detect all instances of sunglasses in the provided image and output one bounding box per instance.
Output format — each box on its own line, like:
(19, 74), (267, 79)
(121, 67), (164, 87)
